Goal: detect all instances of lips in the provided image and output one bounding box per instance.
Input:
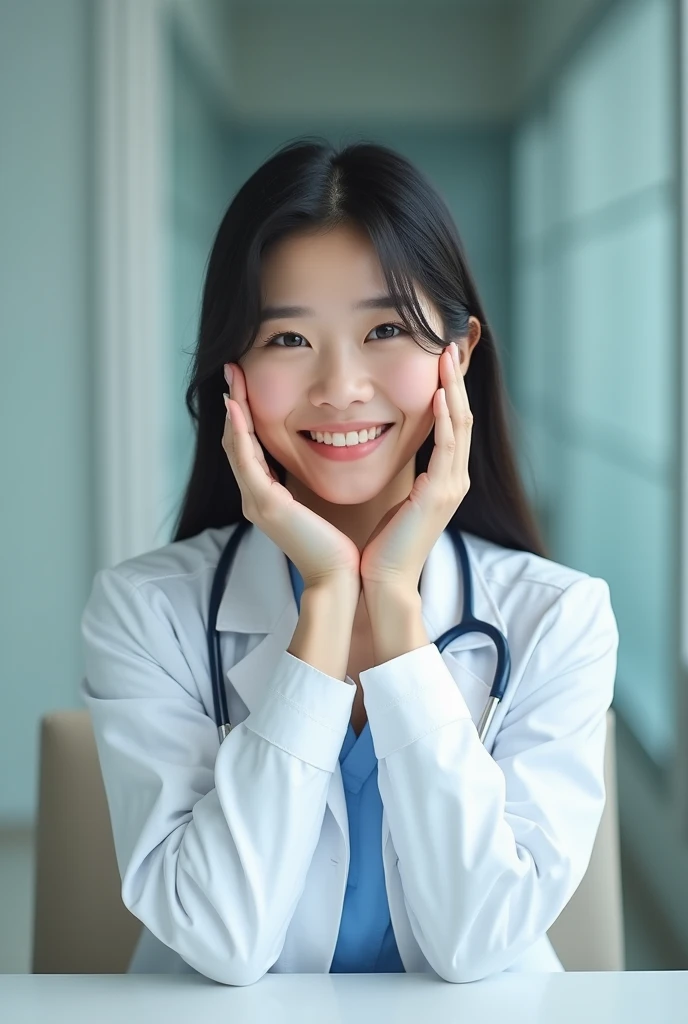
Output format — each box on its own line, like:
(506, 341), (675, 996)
(298, 422), (394, 461)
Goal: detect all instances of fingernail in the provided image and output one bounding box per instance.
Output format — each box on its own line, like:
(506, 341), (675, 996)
(451, 342), (459, 365)
(224, 364), (233, 387)
(223, 393), (231, 416)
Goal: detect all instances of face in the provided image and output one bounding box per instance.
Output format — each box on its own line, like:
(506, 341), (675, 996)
(238, 222), (471, 508)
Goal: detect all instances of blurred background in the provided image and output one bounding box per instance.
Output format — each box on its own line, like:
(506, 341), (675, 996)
(2, 0), (688, 974)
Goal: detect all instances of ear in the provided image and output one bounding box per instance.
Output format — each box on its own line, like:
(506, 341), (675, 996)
(457, 316), (481, 375)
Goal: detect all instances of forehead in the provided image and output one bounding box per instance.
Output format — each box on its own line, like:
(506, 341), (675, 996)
(259, 223), (440, 328)
(260, 224), (385, 303)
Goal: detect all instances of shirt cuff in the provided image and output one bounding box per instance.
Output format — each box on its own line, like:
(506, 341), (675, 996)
(359, 643), (472, 759)
(243, 650), (355, 771)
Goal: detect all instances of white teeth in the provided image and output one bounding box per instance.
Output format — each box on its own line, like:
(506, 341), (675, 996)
(307, 425), (386, 446)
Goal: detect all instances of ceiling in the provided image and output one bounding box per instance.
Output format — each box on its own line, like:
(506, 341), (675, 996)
(226, 0), (525, 7)
(172, 0), (606, 124)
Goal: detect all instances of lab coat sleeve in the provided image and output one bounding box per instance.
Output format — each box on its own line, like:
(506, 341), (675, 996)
(80, 566), (355, 986)
(360, 575), (618, 983)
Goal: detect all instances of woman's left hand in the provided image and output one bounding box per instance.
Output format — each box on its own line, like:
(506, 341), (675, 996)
(359, 341), (473, 594)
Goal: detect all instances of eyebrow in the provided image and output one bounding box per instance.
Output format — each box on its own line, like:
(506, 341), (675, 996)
(259, 295), (399, 323)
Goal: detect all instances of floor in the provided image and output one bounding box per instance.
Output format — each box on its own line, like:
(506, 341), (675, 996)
(0, 827), (685, 974)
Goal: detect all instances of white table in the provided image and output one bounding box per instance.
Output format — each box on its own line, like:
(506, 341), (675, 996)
(2, 972), (687, 1024)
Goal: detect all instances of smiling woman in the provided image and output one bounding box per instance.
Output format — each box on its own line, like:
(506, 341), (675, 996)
(81, 136), (619, 985)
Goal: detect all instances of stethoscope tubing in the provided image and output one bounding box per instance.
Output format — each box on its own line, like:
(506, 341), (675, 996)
(207, 519), (510, 745)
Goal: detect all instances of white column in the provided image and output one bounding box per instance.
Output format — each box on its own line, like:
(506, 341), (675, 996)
(95, 0), (170, 567)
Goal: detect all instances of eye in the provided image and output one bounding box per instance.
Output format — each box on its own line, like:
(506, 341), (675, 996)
(262, 323), (407, 347)
(263, 331), (307, 348)
(367, 323), (406, 341)
(261, 323), (405, 348)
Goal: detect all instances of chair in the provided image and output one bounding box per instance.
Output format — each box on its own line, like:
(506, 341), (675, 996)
(31, 708), (624, 973)
(32, 709), (142, 973)
(547, 710), (625, 970)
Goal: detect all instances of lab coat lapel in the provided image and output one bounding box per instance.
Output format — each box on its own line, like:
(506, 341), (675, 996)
(214, 523), (350, 849)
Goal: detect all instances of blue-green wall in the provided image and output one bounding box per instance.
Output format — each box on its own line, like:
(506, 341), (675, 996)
(0, 0), (95, 823)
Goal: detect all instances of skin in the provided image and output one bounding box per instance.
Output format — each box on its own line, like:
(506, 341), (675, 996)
(237, 221), (481, 569)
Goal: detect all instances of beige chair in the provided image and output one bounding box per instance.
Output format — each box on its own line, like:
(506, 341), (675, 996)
(32, 708), (624, 974)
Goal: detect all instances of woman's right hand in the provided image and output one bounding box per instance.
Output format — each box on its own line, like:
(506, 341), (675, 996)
(222, 362), (362, 594)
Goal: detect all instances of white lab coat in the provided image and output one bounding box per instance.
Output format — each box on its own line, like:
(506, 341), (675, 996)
(80, 520), (618, 986)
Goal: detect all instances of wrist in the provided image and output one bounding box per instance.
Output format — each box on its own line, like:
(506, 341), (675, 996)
(289, 579), (360, 682)
(302, 575), (361, 623)
(304, 571), (361, 601)
(363, 585), (428, 665)
(362, 579), (421, 610)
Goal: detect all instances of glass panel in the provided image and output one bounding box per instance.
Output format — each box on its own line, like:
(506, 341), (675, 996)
(515, 414), (562, 548)
(555, 444), (674, 768)
(512, 111), (550, 242)
(559, 199), (675, 470)
(512, 259), (551, 411)
(554, 0), (673, 222)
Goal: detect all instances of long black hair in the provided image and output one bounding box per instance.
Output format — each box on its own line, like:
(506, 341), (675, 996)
(171, 137), (546, 558)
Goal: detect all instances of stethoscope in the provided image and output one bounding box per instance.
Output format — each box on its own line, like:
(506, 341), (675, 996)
(207, 519), (511, 747)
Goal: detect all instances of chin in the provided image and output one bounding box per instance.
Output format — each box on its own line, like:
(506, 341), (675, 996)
(304, 478), (387, 506)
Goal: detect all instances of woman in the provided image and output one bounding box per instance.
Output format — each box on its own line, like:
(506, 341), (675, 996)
(81, 138), (618, 985)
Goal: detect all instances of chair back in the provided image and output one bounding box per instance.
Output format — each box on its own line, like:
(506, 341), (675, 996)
(32, 710), (142, 972)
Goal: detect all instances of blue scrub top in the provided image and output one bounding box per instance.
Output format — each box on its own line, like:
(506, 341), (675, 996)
(287, 558), (405, 974)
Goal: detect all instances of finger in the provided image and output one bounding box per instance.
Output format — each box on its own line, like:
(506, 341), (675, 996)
(223, 395), (277, 484)
(425, 387), (456, 484)
(222, 396), (245, 482)
(223, 367), (276, 480)
(225, 362), (257, 435)
(224, 398), (277, 505)
(442, 345), (473, 471)
(443, 344), (472, 420)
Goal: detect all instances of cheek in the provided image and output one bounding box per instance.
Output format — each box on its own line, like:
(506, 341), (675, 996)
(244, 368), (293, 425)
(385, 361), (438, 416)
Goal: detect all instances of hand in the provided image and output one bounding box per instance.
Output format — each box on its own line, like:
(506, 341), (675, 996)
(359, 341), (472, 592)
(222, 362), (362, 593)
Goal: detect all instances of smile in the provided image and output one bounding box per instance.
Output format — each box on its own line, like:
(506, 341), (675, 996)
(298, 423), (393, 461)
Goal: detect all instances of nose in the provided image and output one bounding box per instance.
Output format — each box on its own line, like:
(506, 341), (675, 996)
(307, 352), (377, 410)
